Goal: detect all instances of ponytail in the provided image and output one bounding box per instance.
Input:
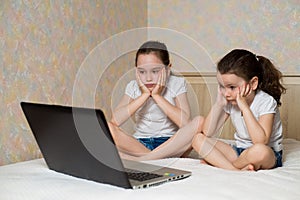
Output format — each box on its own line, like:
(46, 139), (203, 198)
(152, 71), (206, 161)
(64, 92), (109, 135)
(217, 49), (286, 106)
(257, 56), (286, 106)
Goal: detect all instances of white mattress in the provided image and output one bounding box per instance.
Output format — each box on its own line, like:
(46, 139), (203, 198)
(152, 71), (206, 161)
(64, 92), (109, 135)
(1, 139), (300, 200)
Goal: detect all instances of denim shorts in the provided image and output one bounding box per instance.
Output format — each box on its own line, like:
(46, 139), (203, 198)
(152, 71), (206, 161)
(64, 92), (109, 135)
(232, 145), (283, 168)
(137, 137), (170, 150)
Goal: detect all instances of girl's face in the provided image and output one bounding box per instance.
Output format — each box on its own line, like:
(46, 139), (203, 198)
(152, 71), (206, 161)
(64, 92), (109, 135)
(136, 53), (167, 87)
(217, 72), (247, 105)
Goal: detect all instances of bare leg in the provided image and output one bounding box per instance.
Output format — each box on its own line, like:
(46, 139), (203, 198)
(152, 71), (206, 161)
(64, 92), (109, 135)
(107, 122), (150, 156)
(127, 116), (204, 161)
(192, 133), (239, 170)
(233, 144), (276, 171)
(180, 147), (193, 158)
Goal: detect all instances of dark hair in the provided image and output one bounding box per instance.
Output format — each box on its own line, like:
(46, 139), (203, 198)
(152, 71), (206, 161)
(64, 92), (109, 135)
(217, 49), (286, 106)
(135, 41), (170, 66)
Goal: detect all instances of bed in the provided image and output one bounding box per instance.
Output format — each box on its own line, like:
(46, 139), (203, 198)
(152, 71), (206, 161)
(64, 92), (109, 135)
(1, 138), (299, 200)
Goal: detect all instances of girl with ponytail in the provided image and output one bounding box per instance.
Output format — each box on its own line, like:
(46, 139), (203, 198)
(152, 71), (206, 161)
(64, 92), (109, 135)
(192, 49), (286, 171)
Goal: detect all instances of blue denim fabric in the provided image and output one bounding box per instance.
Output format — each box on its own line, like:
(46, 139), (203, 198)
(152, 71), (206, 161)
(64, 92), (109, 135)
(137, 137), (170, 150)
(232, 145), (283, 168)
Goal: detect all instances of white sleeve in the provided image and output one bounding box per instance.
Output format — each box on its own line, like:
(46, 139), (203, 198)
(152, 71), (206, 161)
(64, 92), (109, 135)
(170, 76), (187, 97)
(176, 77), (188, 96)
(257, 96), (277, 116)
(125, 80), (139, 99)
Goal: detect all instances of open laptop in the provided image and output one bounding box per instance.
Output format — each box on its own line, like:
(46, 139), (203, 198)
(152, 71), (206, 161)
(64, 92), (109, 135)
(21, 102), (191, 189)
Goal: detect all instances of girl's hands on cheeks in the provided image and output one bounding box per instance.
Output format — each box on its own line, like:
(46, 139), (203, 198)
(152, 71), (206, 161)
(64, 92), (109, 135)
(236, 83), (251, 111)
(136, 70), (151, 96)
(216, 86), (228, 107)
(151, 67), (167, 97)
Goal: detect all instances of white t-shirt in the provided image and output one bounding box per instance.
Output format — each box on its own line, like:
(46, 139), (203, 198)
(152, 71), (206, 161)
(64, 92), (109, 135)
(125, 75), (187, 138)
(224, 90), (283, 151)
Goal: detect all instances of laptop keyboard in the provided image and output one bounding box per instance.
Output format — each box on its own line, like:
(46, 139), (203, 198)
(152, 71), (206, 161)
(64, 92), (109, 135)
(125, 168), (163, 182)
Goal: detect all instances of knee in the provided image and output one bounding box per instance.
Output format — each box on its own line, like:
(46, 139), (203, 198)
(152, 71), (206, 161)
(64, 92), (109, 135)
(107, 121), (118, 139)
(192, 132), (207, 151)
(191, 115), (204, 131)
(193, 115), (204, 124)
(247, 144), (271, 162)
(107, 121), (115, 132)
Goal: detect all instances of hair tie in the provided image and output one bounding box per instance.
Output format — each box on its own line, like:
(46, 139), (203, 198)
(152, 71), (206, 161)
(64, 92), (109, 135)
(255, 54), (259, 61)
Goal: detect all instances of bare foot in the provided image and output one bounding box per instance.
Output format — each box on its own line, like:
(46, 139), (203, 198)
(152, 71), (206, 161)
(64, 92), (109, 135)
(247, 164), (255, 171)
(200, 159), (211, 165)
(241, 164), (255, 171)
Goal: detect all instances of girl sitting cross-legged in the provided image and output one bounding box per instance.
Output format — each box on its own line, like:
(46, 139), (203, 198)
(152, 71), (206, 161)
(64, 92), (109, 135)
(192, 49), (286, 171)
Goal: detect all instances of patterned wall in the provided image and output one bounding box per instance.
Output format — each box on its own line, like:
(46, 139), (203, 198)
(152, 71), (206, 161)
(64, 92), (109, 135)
(0, 0), (147, 165)
(148, 0), (299, 73)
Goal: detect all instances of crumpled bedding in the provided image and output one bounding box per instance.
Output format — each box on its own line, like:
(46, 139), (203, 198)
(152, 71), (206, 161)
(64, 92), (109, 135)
(1, 139), (299, 200)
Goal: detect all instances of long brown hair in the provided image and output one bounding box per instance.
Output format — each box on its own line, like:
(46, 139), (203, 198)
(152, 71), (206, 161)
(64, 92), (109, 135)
(217, 49), (286, 106)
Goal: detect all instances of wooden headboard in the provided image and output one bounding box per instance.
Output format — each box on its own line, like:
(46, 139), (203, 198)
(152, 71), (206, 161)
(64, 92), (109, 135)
(182, 72), (300, 141)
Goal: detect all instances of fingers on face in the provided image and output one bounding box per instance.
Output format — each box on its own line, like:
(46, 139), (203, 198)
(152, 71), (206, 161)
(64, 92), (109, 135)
(136, 71), (144, 86)
(157, 67), (166, 86)
(245, 83), (251, 96)
(239, 83), (251, 97)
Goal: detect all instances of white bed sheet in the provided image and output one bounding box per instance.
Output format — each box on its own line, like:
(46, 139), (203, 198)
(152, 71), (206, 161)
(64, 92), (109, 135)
(1, 139), (300, 200)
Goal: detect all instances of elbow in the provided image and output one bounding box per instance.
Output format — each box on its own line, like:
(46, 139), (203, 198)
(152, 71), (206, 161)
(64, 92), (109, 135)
(182, 115), (205, 133)
(262, 137), (270, 145)
(263, 139), (270, 145)
(192, 132), (207, 153)
(252, 136), (269, 145)
(252, 140), (268, 145)
(110, 116), (121, 127)
(178, 118), (190, 128)
(177, 112), (194, 128)
(193, 116), (205, 133)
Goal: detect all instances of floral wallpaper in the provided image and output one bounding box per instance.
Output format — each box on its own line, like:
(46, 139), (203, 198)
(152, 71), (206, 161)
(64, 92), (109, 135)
(0, 0), (147, 165)
(148, 0), (299, 73)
